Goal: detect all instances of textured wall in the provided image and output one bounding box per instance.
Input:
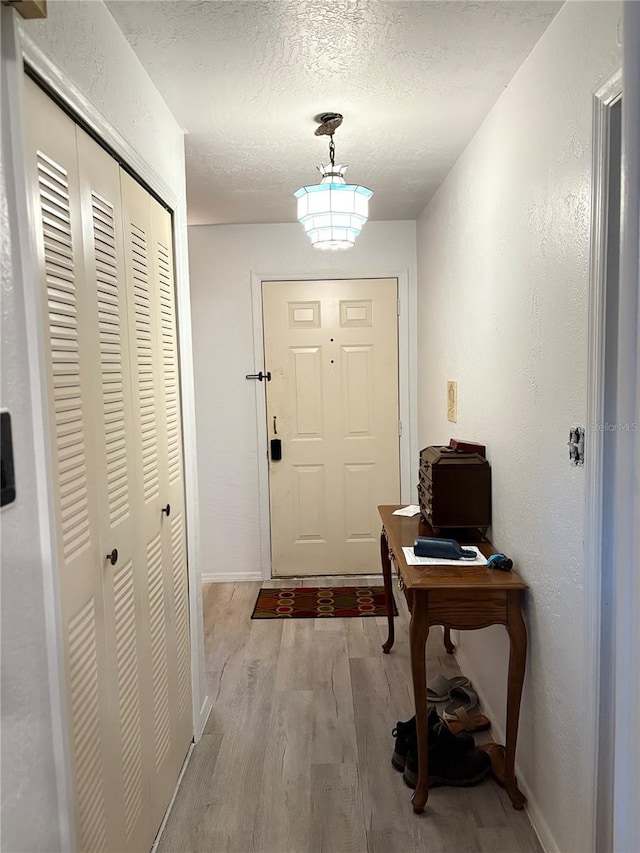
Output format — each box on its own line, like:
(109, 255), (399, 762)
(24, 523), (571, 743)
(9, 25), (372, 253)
(415, 2), (621, 851)
(0, 155), (62, 853)
(26, 0), (185, 197)
(188, 221), (416, 579)
(1, 10), (62, 851)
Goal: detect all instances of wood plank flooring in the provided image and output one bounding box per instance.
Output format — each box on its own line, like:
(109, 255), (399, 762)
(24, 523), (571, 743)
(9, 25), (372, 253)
(157, 580), (542, 853)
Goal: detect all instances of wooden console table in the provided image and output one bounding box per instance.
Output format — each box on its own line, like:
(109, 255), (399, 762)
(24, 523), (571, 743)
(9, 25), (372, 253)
(378, 505), (528, 813)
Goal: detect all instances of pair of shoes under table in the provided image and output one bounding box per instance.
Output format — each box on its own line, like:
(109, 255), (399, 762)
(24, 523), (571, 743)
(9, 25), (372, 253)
(391, 707), (491, 789)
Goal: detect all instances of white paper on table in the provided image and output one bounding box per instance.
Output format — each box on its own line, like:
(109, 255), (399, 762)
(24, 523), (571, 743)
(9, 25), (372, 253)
(402, 546), (488, 567)
(392, 505), (421, 517)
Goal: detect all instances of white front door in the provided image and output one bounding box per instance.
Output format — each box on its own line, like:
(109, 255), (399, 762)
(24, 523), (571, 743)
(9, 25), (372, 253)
(263, 278), (400, 577)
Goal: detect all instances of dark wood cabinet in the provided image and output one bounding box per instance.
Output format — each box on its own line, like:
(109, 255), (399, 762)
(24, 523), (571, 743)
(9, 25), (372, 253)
(418, 445), (491, 534)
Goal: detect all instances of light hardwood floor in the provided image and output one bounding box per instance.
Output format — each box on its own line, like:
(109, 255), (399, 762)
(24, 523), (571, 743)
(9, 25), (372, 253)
(157, 579), (543, 853)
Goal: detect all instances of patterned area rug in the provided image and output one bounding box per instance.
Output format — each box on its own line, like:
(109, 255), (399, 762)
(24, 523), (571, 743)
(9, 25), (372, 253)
(251, 586), (397, 619)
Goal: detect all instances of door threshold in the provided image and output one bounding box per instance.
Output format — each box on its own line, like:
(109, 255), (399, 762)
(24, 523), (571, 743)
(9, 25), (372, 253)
(267, 574), (385, 585)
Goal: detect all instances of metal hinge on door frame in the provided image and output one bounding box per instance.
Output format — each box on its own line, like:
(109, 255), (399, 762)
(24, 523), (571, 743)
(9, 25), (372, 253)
(397, 297), (401, 316)
(398, 420), (403, 436)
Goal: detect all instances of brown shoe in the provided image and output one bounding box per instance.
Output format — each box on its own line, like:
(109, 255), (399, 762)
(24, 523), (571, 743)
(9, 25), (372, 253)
(479, 742), (515, 790)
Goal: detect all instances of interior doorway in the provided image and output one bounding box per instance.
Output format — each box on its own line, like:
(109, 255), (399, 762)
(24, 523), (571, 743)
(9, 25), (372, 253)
(262, 278), (400, 577)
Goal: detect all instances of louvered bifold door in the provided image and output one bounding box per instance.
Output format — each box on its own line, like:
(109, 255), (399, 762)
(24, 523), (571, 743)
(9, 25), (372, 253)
(24, 77), (114, 853)
(150, 197), (193, 779)
(120, 172), (179, 833)
(76, 127), (152, 853)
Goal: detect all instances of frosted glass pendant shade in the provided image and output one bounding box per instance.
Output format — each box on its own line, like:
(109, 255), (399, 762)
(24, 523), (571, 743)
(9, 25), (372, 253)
(295, 163), (373, 250)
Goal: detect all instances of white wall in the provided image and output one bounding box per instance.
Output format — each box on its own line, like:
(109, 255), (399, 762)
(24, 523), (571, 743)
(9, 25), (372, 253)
(188, 221), (416, 580)
(1, 10), (63, 852)
(25, 0), (185, 195)
(1, 2), (205, 849)
(415, 2), (621, 852)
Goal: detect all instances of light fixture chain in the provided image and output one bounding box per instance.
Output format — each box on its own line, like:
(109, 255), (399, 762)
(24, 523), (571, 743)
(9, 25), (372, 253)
(329, 135), (335, 167)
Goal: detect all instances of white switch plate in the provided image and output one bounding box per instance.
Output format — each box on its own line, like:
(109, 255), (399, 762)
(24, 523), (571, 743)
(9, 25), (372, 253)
(447, 381), (457, 423)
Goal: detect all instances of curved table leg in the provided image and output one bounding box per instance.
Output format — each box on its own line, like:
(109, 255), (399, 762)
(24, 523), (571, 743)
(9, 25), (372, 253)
(380, 529), (395, 654)
(504, 591), (527, 810)
(443, 627), (455, 654)
(409, 593), (430, 813)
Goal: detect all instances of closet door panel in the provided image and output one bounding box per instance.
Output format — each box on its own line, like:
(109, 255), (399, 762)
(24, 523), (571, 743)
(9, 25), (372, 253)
(27, 78), (194, 851)
(120, 172), (176, 831)
(24, 77), (113, 853)
(76, 127), (151, 853)
(150, 199), (193, 770)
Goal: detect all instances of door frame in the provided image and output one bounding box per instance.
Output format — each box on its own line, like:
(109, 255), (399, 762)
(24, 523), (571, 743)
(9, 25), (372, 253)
(612, 5), (640, 848)
(583, 66), (622, 853)
(4, 22), (211, 846)
(250, 270), (416, 580)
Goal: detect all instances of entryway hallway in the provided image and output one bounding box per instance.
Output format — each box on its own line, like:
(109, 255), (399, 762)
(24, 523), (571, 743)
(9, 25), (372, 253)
(157, 582), (542, 853)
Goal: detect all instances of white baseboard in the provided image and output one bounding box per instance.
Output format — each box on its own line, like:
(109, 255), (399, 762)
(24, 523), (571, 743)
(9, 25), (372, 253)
(196, 695), (212, 742)
(151, 741), (194, 853)
(153, 700), (212, 850)
(454, 643), (560, 853)
(201, 572), (263, 583)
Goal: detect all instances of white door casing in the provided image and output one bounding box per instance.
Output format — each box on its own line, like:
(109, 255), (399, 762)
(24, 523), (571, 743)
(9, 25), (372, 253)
(612, 5), (640, 849)
(584, 68), (622, 853)
(263, 278), (400, 577)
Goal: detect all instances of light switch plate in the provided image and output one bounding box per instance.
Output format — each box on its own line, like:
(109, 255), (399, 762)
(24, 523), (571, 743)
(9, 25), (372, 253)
(447, 381), (457, 423)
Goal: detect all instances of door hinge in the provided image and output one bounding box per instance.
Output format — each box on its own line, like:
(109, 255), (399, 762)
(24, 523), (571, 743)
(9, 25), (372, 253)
(568, 426), (585, 466)
(398, 420), (403, 436)
(397, 297), (401, 316)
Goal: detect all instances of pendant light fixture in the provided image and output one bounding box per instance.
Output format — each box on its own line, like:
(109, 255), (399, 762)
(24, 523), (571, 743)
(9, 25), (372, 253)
(294, 113), (373, 250)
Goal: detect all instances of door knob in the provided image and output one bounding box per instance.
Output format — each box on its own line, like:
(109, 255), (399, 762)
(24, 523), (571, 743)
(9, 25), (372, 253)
(106, 548), (118, 566)
(162, 503), (171, 517)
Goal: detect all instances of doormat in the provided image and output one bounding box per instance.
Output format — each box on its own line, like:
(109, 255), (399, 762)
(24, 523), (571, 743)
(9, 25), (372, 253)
(251, 586), (397, 619)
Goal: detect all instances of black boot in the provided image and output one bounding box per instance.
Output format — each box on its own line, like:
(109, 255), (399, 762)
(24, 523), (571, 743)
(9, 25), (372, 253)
(391, 708), (475, 772)
(402, 716), (491, 789)
(391, 717), (417, 771)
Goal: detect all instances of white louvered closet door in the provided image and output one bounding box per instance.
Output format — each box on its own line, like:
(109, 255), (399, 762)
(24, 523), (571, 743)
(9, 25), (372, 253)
(26, 76), (192, 852)
(24, 77), (116, 853)
(75, 127), (152, 853)
(120, 172), (190, 832)
(149, 197), (193, 768)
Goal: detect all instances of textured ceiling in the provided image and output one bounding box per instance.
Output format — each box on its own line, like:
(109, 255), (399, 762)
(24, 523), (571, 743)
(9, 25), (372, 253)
(106, 0), (562, 225)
